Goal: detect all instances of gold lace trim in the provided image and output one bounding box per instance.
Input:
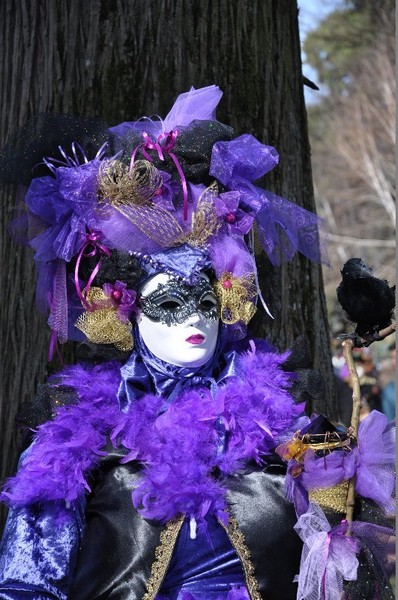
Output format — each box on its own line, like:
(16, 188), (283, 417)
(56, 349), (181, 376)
(221, 516), (262, 600)
(97, 158), (184, 247)
(142, 515), (185, 600)
(115, 203), (184, 248)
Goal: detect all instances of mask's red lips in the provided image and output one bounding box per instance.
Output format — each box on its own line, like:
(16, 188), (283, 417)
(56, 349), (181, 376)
(185, 334), (205, 345)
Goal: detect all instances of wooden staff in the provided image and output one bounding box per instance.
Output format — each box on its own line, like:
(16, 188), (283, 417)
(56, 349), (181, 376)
(342, 322), (396, 531)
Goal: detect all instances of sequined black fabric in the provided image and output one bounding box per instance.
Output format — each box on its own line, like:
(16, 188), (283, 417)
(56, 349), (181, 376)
(0, 114), (108, 184)
(108, 120), (234, 185)
(70, 250), (144, 291)
(16, 381), (78, 450)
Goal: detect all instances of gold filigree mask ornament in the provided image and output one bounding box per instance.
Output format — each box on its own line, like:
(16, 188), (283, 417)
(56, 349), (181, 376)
(12, 85), (325, 359)
(75, 281), (137, 351)
(213, 273), (257, 325)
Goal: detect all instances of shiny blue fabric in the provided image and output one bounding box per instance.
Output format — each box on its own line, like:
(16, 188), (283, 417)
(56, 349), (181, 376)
(117, 327), (240, 410)
(156, 517), (248, 600)
(144, 244), (211, 283)
(0, 496), (85, 599)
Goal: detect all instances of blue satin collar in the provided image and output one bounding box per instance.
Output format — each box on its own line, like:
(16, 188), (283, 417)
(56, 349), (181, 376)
(117, 326), (243, 411)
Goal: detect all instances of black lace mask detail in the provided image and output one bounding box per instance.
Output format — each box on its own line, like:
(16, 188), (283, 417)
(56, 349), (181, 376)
(139, 279), (218, 326)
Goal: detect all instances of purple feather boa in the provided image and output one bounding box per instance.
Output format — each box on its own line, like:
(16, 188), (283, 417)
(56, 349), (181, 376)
(2, 341), (303, 526)
(1, 362), (122, 506)
(111, 341), (303, 526)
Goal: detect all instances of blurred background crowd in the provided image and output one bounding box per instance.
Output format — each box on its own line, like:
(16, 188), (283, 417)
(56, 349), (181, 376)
(332, 340), (396, 426)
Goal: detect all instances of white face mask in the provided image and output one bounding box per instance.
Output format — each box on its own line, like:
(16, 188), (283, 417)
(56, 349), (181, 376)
(137, 273), (220, 367)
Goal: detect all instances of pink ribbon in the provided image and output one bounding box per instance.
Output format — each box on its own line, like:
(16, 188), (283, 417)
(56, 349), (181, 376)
(74, 231), (111, 309)
(321, 533), (332, 599)
(130, 129), (189, 220)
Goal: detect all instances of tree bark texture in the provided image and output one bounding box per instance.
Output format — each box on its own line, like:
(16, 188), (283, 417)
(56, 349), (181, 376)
(0, 0), (335, 530)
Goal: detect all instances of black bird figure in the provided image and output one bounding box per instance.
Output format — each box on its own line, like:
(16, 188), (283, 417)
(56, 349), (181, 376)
(336, 258), (396, 347)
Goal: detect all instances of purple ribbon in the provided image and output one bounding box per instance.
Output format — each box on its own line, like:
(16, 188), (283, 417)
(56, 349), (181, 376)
(74, 230), (110, 309)
(48, 329), (63, 363)
(130, 129), (189, 220)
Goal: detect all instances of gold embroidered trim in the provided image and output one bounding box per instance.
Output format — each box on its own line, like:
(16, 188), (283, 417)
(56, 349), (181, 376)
(221, 516), (262, 600)
(142, 515), (185, 600)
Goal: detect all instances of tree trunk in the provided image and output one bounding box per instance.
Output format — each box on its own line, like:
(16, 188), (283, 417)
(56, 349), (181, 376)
(0, 0), (335, 530)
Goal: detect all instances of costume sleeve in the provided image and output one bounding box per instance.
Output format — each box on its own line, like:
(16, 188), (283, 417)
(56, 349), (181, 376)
(0, 496), (86, 600)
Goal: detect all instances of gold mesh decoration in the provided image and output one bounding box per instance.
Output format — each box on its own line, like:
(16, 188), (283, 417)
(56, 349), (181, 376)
(74, 287), (133, 351)
(181, 181), (221, 247)
(114, 203), (184, 248)
(97, 159), (162, 207)
(214, 273), (257, 325)
(97, 158), (184, 247)
(308, 481), (350, 514)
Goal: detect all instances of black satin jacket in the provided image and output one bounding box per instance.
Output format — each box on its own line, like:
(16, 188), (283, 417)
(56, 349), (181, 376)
(70, 445), (302, 600)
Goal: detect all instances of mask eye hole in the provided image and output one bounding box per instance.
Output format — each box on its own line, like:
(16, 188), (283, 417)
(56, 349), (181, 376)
(199, 292), (218, 311)
(157, 299), (183, 310)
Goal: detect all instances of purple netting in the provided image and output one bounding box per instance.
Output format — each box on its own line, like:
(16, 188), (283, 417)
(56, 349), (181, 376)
(294, 503), (395, 600)
(294, 504), (360, 600)
(25, 161), (102, 263)
(210, 134), (279, 183)
(355, 411), (395, 514)
(209, 235), (254, 279)
(47, 260), (68, 343)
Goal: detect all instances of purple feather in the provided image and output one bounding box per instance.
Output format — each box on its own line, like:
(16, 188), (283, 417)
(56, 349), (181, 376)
(113, 341), (300, 525)
(1, 362), (121, 506)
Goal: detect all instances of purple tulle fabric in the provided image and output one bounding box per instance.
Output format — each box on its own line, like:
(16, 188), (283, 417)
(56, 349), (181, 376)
(209, 235), (255, 280)
(294, 503), (360, 600)
(111, 341), (302, 527)
(110, 85), (222, 139)
(294, 503), (395, 600)
(285, 410), (395, 516)
(26, 162), (101, 262)
(210, 135), (328, 266)
(210, 134), (279, 184)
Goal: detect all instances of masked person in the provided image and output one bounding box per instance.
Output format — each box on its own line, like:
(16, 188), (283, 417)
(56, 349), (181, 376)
(0, 86), (394, 600)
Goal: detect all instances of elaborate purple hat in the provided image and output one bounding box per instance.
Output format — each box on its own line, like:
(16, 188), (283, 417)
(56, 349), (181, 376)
(9, 85), (327, 356)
